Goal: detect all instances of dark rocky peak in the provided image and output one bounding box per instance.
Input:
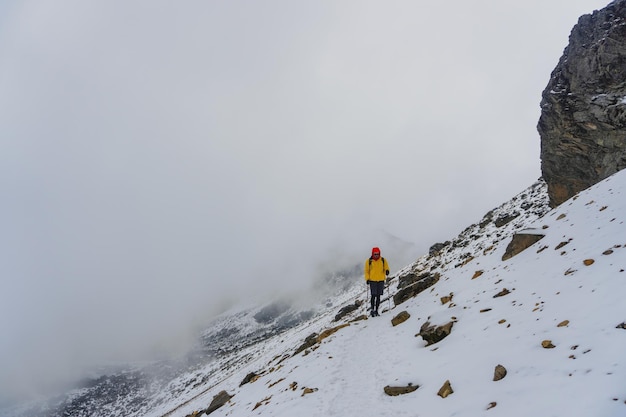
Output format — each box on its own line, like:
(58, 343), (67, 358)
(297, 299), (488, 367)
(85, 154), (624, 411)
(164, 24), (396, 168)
(538, 0), (626, 207)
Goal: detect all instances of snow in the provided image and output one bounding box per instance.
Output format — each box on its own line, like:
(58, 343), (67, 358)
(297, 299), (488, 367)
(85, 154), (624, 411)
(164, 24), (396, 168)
(146, 170), (626, 417)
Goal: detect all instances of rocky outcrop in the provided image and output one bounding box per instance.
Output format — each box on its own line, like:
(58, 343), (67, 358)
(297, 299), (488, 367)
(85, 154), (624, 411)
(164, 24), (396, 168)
(538, 0), (626, 207)
(394, 273), (440, 305)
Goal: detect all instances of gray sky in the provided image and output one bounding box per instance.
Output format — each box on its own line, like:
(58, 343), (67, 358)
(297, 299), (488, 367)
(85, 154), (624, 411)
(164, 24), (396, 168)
(0, 0), (610, 402)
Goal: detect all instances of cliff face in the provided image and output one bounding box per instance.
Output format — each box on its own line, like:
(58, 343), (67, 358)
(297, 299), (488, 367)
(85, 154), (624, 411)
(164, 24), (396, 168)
(538, 0), (626, 207)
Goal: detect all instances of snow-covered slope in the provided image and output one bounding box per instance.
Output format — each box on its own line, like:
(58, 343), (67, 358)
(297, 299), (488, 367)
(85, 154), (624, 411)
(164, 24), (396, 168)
(6, 170), (626, 417)
(157, 170), (626, 417)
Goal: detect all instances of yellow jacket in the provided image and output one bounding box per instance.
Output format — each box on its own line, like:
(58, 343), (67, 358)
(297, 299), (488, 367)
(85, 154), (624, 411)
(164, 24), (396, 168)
(364, 257), (389, 282)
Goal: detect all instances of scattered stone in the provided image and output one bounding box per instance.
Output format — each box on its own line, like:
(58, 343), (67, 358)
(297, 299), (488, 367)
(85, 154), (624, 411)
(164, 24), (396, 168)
(494, 288), (511, 298)
(471, 270), (484, 280)
(441, 293), (453, 305)
(557, 320), (570, 327)
(556, 213), (567, 220)
(252, 396), (271, 411)
(437, 380), (454, 398)
(419, 321), (454, 346)
(301, 387), (318, 396)
(542, 340), (556, 349)
(583, 259), (595, 266)
(616, 322), (626, 329)
(384, 383), (419, 396)
(205, 391), (234, 415)
(493, 364), (507, 381)
(502, 233), (545, 261)
(487, 402), (497, 410)
(603, 249), (614, 255)
(391, 311), (411, 327)
(555, 240), (571, 250)
(480, 308), (492, 313)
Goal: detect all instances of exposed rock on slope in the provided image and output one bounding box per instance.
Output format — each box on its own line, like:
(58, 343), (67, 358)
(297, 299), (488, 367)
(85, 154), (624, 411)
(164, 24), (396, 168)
(538, 0), (626, 207)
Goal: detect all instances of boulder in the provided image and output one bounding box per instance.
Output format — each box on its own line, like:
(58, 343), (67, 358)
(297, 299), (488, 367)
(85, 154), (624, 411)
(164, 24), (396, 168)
(394, 273), (440, 305)
(418, 321), (454, 346)
(391, 311), (411, 327)
(205, 391), (233, 415)
(502, 232), (545, 261)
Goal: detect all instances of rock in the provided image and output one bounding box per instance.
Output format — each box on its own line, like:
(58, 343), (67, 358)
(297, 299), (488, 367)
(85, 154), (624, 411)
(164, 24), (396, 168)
(495, 211), (520, 227)
(419, 321), (454, 346)
(502, 232), (545, 261)
(440, 293), (453, 304)
(205, 390), (233, 415)
(557, 320), (570, 327)
(397, 271), (430, 289)
(239, 372), (259, 387)
(583, 259), (595, 266)
(384, 383), (419, 396)
(471, 270), (484, 280)
(616, 322), (626, 329)
(542, 340), (556, 349)
(493, 288), (511, 298)
(487, 402), (497, 410)
(429, 242), (450, 255)
(538, 1), (626, 207)
(334, 301), (361, 322)
(437, 380), (454, 398)
(394, 273), (440, 305)
(293, 333), (319, 356)
(391, 311), (411, 326)
(493, 364), (507, 381)
(317, 323), (350, 342)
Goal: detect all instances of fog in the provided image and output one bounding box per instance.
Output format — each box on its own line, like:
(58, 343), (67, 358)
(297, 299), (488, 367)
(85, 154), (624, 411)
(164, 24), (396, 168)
(0, 0), (610, 404)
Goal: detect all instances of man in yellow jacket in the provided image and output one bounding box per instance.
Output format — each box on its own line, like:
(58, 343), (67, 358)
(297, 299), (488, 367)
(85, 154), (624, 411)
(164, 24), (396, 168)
(364, 247), (389, 317)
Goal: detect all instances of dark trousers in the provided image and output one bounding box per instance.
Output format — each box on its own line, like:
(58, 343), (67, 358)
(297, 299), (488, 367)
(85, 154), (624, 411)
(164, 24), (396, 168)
(369, 281), (384, 312)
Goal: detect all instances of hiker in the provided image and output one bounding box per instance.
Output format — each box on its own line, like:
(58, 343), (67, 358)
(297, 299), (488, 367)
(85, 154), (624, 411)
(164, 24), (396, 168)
(364, 247), (389, 317)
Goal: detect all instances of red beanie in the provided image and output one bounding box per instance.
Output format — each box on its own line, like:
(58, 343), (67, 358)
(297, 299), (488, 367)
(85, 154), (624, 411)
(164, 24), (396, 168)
(372, 247), (380, 256)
